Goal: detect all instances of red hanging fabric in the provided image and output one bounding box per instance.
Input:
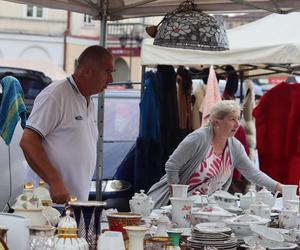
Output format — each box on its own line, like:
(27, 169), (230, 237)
(253, 82), (300, 185)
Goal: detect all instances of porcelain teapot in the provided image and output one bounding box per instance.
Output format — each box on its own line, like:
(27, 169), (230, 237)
(13, 182), (49, 226)
(249, 201), (270, 219)
(153, 212), (173, 237)
(212, 190), (239, 208)
(256, 187), (280, 208)
(190, 192), (209, 208)
(235, 188), (256, 210)
(129, 190), (154, 218)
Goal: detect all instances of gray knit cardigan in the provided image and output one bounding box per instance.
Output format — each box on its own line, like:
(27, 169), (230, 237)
(147, 126), (278, 209)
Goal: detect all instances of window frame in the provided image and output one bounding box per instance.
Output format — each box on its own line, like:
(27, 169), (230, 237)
(24, 5), (48, 19)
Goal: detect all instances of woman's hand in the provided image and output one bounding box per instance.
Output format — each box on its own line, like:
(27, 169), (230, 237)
(275, 182), (283, 193)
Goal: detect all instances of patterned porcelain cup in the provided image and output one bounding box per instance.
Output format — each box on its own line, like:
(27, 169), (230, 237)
(69, 201), (106, 250)
(106, 212), (142, 239)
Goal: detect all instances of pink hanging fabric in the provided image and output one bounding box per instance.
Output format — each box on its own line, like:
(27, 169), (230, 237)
(200, 65), (222, 126)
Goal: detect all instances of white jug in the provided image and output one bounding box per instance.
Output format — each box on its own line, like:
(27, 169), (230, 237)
(282, 185), (298, 208)
(170, 197), (193, 227)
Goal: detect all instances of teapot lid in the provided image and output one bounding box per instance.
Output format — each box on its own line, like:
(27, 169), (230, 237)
(132, 190), (149, 200)
(24, 182), (34, 190)
(131, 189), (152, 201)
(243, 189), (256, 198)
(58, 209), (77, 229)
(250, 200), (269, 208)
(157, 212), (171, 224)
(33, 180), (51, 203)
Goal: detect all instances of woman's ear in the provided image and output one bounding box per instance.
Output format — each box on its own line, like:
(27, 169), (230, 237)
(214, 120), (220, 128)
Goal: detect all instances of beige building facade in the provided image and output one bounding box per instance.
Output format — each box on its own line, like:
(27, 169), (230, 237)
(0, 0), (148, 83)
(0, 1), (265, 83)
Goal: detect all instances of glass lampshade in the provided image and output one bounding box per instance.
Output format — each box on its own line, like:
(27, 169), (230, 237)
(154, 2), (229, 51)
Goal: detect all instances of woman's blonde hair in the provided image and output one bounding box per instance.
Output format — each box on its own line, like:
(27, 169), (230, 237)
(209, 100), (241, 125)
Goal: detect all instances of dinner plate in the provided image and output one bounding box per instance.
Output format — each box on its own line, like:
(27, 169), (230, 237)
(249, 224), (284, 242)
(240, 243), (298, 250)
(194, 222), (232, 234)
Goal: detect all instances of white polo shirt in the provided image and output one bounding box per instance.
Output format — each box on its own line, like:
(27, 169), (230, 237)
(26, 76), (98, 201)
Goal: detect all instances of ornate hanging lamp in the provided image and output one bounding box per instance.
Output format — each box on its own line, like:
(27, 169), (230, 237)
(146, 0), (229, 51)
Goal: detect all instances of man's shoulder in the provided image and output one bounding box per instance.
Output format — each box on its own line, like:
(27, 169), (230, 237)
(36, 78), (71, 101)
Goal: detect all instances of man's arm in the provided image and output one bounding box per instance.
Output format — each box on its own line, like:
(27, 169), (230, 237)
(19, 128), (70, 204)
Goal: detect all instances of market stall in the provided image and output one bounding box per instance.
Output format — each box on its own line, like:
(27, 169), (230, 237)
(2, 1), (300, 250)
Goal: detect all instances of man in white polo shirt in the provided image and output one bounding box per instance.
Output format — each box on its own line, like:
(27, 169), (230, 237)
(20, 45), (115, 204)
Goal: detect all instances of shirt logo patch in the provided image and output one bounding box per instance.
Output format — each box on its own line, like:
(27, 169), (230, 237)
(75, 115), (83, 120)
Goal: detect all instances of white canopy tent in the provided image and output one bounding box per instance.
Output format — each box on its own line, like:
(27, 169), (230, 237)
(5, 0), (300, 20)
(4, 0), (300, 200)
(141, 12), (300, 67)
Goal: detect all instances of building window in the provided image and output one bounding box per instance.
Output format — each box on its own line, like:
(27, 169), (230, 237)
(84, 14), (93, 23)
(26, 5), (45, 18)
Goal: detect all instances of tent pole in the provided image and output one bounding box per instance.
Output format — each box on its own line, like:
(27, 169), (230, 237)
(95, 0), (108, 201)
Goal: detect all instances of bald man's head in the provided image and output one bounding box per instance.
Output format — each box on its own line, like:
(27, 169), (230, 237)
(76, 45), (113, 71)
(73, 45), (115, 97)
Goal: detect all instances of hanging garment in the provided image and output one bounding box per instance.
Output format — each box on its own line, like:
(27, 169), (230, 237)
(192, 83), (206, 130)
(0, 76), (26, 145)
(176, 66), (192, 133)
(253, 82), (300, 185)
(242, 79), (256, 161)
(156, 65), (182, 169)
(115, 71), (163, 192)
(200, 65), (222, 126)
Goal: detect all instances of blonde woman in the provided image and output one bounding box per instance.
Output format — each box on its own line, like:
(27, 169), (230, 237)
(148, 100), (282, 209)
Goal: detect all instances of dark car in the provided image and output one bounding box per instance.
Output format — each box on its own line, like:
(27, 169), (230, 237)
(90, 89), (141, 210)
(0, 67), (52, 117)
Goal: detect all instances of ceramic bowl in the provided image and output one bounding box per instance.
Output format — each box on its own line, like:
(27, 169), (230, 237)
(224, 214), (270, 238)
(107, 212), (142, 238)
(190, 206), (235, 225)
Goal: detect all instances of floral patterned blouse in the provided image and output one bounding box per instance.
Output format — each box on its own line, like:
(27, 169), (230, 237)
(187, 144), (233, 195)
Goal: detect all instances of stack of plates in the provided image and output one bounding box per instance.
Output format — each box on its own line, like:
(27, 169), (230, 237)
(187, 222), (237, 250)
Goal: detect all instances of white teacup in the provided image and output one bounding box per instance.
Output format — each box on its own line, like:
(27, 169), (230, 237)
(171, 184), (189, 198)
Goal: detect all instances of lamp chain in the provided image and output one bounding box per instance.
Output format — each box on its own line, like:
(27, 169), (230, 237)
(177, 0), (195, 12)
(156, 0), (198, 29)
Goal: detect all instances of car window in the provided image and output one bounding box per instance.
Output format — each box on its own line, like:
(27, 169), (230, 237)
(104, 97), (140, 141)
(92, 90), (140, 179)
